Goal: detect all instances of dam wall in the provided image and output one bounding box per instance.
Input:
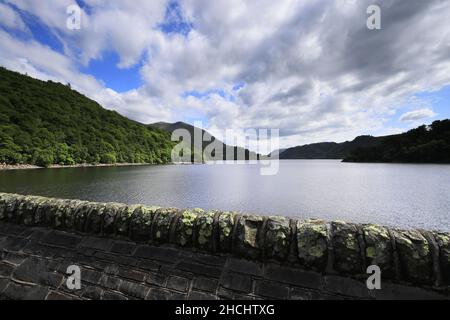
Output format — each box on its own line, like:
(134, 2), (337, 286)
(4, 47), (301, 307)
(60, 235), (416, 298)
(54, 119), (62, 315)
(0, 192), (449, 300)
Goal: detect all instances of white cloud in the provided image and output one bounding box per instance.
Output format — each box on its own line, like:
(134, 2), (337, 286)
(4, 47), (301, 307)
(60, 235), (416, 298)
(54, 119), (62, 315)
(400, 109), (437, 122)
(1, 0), (450, 149)
(0, 2), (28, 31)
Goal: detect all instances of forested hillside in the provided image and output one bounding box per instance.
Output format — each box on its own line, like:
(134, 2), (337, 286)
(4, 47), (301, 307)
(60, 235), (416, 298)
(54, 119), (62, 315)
(0, 67), (174, 167)
(150, 121), (260, 162)
(279, 136), (381, 159)
(343, 120), (450, 163)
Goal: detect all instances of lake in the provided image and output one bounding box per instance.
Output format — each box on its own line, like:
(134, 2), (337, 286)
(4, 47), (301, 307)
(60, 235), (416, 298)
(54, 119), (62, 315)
(0, 160), (449, 231)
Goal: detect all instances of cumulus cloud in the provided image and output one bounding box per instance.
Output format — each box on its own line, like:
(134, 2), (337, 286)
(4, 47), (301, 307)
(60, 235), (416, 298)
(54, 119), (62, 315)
(1, 0), (450, 149)
(400, 109), (437, 122)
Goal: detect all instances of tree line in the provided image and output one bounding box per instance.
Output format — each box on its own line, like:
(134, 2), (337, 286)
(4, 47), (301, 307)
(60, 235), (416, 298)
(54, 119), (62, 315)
(0, 67), (175, 167)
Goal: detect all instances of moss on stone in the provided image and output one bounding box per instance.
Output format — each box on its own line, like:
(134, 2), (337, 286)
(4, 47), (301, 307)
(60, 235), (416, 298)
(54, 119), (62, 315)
(297, 219), (328, 271)
(332, 221), (363, 275)
(434, 232), (450, 285)
(393, 229), (432, 285)
(195, 210), (215, 251)
(362, 224), (394, 278)
(0, 193), (16, 220)
(85, 202), (107, 234)
(4, 194), (25, 222)
(235, 214), (264, 259)
(265, 216), (290, 260)
(63, 200), (86, 230)
(73, 201), (92, 232)
(175, 209), (203, 247)
(101, 202), (117, 234)
(16, 195), (39, 225)
(129, 205), (158, 241)
(153, 208), (178, 243)
(217, 211), (236, 253)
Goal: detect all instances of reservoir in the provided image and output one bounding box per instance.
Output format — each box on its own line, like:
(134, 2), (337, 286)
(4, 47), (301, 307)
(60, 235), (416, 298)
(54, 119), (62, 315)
(1, 160), (449, 232)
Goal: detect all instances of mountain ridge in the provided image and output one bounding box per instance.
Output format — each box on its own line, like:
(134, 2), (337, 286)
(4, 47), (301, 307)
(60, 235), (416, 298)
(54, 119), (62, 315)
(149, 121), (260, 162)
(0, 67), (174, 167)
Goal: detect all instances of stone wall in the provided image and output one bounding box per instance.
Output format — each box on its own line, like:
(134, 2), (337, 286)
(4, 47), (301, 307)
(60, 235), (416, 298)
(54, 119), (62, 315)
(0, 192), (449, 293)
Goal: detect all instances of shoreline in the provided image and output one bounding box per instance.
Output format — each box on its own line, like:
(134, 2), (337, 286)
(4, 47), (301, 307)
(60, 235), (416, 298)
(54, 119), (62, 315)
(0, 162), (159, 171)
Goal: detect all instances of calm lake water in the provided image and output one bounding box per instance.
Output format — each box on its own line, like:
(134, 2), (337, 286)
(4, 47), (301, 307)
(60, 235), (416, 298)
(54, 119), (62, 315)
(0, 160), (449, 231)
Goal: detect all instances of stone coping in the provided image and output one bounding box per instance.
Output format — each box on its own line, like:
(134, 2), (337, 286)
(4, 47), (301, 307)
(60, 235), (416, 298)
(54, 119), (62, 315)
(0, 193), (449, 288)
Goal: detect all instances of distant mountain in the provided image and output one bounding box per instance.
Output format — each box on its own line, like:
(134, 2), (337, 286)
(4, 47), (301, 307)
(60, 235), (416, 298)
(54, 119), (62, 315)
(150, 121), (260, 162)
(0, 67), (174, 167)
(268, 148), (287, 158)
(280, 120), (450, 163)
(343, 120), (450, 163)
(279, 135), (381, 159)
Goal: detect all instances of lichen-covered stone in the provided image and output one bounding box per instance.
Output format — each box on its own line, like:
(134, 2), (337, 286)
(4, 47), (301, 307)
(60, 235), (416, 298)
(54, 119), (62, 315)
(297, 219), (328, 271)
(195, 210), (216, 251)
(101, 202), (125, 235)
(0, 193), (17, 220)
(3, 194), (25, 222)
(129, 205), (158, 241)
(116, 205), (138, 237)
(20, 196), (50, 226)
(235, 214), (264, 259)
(63, 200), (86, 230)
(434, 232), (450, 285)
(332, 221), (363, 275)
(217, 212), (236, 253)
(393, 229), (433, 285)
(175, 209), (203, 247)
(85, 202), (107, 234)
(265, 216), (290, 260)
(153, 208), (178, 243)
(73, 202), (93, 232)
(15, 196), (37, 225)
(42, 198), (70, 228)
(362, 224), (394, 278)
(34, 198), (53, 226)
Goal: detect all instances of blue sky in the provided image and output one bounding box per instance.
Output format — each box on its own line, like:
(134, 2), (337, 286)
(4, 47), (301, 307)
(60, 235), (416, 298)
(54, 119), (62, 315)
(0, 0), (449, 148)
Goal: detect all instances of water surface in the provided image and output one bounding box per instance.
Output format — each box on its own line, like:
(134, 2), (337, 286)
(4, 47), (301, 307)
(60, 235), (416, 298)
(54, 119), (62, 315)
(0, 160), (449, 231)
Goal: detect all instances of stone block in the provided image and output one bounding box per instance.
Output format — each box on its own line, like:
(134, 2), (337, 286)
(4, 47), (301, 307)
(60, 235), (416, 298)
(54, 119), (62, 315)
(264, 216), (290, 260)
(297, 219), (329, 271)
(393, 229), (433, 285)
(127, 205), (155, 241)
(102, 202), (127, 235)
(62, 200), (85, 230)
(152, 208), (178, 243)
(234, 214), (264, 259)
(84, 202), (106, 234)
(362, 224), (395, 278)
(174, 209), (202, 247)
(264, 264), (323, 290)
(434, 232), (450, 285)
(220, 272), (252, 293)
(195, 210), (215, 251)
(167, 276), (189, 292)
(254, 280), (290, 299)
(119, 280), (149, 299)
(217, 211), (236, 253)
(193, 277), (218, 293)
(332, 221), (363, 275)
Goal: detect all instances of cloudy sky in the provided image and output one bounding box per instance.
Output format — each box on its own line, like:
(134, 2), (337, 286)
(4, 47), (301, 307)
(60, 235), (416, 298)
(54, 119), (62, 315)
(1, 0), (450, 150)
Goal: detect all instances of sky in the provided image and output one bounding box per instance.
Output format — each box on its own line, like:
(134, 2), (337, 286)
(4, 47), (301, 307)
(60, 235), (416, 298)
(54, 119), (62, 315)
(0, 0), (450, 150)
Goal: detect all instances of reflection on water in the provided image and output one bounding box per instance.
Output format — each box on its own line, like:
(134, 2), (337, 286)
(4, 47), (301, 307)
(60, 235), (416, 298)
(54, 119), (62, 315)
(0, 160), (449, 231)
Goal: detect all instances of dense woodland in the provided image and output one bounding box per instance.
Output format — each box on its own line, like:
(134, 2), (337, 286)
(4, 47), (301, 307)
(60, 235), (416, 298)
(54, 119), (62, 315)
(279, 136), (380, 159)
(280, 120), (450, 163)
(0, 67), (174, 167)
(343, 120), (450, 163)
